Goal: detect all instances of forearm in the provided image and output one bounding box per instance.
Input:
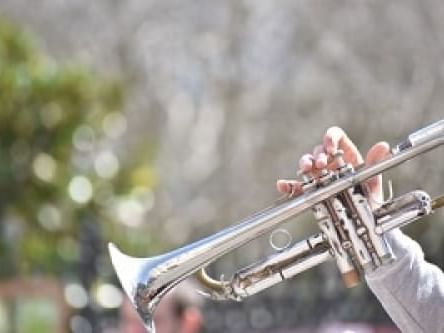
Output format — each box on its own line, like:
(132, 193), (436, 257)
(365, 229), (444, 333)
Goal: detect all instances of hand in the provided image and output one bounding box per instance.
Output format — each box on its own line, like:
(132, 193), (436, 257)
(276, 127), (391, 204)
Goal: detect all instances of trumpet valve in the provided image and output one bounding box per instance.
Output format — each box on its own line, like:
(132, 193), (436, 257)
(299, 170), (316, 192)
(318, 169), (334, 186)
(333, 149), (353, 175)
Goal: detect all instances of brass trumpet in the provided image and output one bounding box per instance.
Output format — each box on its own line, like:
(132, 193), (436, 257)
(109, 119), (444, 332)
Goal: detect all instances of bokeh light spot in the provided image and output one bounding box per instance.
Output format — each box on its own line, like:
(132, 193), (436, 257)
(64, 283), (88, 309)
(94, 151), (119, 179)
(32, 153), (57, 182)
(68, 176), (93, 204)
(116, 198), (145, 227)
(73, 125), (95, 151)
(102, 112), (127, 139)
(95, 283), (123, 309)
(37, 204), (62, 231)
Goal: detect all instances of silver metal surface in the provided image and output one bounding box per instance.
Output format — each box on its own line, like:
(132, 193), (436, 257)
(109, 119), (444, 332)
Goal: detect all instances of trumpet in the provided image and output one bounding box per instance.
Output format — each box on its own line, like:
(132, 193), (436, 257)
(109, 119), (444, 332)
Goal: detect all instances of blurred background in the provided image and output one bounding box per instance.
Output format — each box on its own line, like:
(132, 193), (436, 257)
(0, 0), (443, 332)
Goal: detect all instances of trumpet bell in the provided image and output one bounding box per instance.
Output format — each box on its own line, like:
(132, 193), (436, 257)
(108, 243), (161, 332)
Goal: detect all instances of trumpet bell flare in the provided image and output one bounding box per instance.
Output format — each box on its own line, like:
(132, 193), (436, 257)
(108, 242), (139, 299)
(108, 243), (156, 332)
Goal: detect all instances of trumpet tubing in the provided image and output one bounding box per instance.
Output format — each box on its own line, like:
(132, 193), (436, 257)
(109, 119), (444, 332)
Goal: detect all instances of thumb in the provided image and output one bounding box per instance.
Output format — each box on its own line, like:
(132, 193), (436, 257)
(365, 141), (391, 204)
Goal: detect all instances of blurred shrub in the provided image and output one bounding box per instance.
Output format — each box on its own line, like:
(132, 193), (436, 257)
(0, 19), (156, 278)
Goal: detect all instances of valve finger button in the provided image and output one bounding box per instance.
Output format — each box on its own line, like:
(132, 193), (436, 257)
(318, 169), (333, 186)
(334, 149), (346, 168)
(298, 170), (316, 192)
(297, 169), (314, 184)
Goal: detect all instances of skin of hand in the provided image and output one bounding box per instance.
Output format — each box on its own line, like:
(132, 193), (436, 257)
(276, 126), (391, 203)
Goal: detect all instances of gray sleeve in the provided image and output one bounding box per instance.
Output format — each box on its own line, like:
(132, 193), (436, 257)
(365, 229), (444, 333)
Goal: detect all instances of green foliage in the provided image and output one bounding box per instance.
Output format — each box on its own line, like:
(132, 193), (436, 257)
(16, 299), (58, 333)
(0, 20), (156, 277)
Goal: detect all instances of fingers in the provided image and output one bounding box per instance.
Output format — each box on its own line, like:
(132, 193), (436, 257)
(276, 179), (303, 196)
(277, 127), (376, 200)
(298, 146), (328, 175)
(277, 149), (323, 198)
(323, 126), (344, 155)
(365, 141), (391, 166)
(279, 145), (328, 197)
(313, 145), (328, 169)
(299, 126), (361, 177)
(324, 127), (363, 167)
(299, 154), (314, 173)
(364, 141), (391, 202)
(277, 149), (321, 198)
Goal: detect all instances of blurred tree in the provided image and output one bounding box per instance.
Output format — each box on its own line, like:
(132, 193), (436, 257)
(0, 13), (155, 290)
(0, 19), (158, 332)
(0, 19), (111, 275)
